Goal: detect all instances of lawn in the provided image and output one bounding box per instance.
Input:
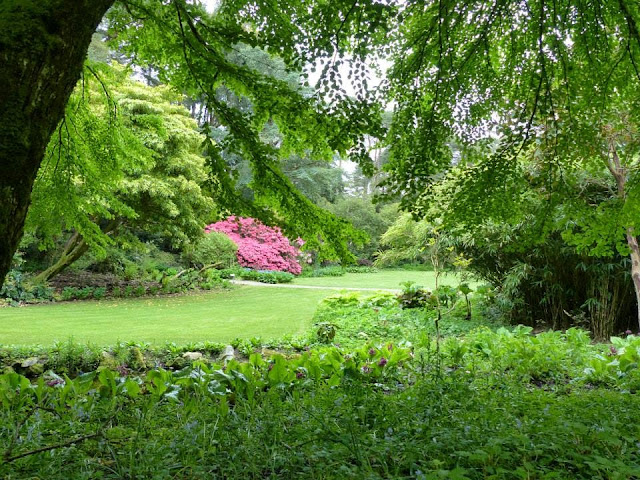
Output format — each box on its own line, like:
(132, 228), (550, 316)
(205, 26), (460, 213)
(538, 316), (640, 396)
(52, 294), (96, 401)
(0, 287), (335, 346)
(0, 271), (481, 346)
(294, 268), (478, 289)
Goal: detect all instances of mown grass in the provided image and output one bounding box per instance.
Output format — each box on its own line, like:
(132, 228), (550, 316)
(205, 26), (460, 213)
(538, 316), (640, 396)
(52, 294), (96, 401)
(295, 269), (478, 289)
(0, 271), (482, 346)
(0, 287), (334, 346)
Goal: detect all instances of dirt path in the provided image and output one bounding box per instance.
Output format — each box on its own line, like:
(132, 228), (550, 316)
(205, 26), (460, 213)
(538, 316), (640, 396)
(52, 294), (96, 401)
(230, 280), (400, 293)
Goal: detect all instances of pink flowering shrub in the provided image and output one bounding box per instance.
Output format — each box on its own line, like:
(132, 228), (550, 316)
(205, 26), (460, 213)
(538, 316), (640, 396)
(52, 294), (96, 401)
(205, 216), (303, 274)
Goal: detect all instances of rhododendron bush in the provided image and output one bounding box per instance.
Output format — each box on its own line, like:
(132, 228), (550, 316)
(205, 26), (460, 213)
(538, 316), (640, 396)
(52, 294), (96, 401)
(205, 217), (303, 274)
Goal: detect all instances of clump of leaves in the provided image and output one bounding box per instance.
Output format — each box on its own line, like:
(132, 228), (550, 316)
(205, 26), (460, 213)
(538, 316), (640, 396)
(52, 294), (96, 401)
(398, 281), (434, 309)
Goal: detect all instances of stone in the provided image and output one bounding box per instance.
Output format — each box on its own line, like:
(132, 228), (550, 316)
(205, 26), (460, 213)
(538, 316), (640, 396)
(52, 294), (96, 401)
(182, 351), (204, 361)
(19, 357), (44, 376)
(21, 357), (40, 368)
(219, 345), (235, 364)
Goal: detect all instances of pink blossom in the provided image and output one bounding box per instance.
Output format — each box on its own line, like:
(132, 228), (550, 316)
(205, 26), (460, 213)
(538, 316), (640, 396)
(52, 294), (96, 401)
(204, 217), (303, 274)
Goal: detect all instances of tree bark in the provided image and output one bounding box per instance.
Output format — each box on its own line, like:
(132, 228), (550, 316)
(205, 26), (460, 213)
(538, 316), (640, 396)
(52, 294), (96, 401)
(33, 232), (90, 283)
(34, 219), (121, 283)
(626, 230), (640, 330)
(607, 142), (640, 329)
(0, 0), (115, 289)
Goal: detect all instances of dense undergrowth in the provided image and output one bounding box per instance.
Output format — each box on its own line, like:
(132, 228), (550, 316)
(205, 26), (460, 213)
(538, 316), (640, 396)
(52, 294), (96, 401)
(3, 292), (640, 478)
(2, 329), (640, 478)
(312, 291), (503, 348)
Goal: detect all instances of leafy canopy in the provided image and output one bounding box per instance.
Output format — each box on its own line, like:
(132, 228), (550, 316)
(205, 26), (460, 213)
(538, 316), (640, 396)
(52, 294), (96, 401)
(27, 63), (214, 255)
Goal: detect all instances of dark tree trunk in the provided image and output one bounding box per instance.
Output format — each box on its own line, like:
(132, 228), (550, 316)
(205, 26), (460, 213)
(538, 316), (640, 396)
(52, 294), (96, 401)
(0, 0), (115, 289)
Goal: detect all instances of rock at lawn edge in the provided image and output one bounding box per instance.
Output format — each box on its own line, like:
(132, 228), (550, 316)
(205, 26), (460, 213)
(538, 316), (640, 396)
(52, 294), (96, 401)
(182, 351), (204, 361)
(17, 357), (44, 376)
(219, 345), (235, 364)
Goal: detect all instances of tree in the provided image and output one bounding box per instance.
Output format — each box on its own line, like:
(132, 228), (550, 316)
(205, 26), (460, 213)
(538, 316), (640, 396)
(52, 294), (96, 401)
(28, 64), (215, 282)
(367, 1), (640, 328)
(325, 196), (397, 260)
(0, 0), (114, 289)
(5, 0), (639, 292)
(0, 0), (389, 289)
(422, 150), (638, 339)
(375, 1), (640, 205)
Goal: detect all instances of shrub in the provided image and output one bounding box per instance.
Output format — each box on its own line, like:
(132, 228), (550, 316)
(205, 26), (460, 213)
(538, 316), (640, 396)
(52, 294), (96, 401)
(205, 217), (303, 274)
(238, 268), (294, 284)
(345, 265), (379, 273)
(123, 264), (139, 281)
(183, 231), (238, 269)
(76, 287), (94, 300)
(303, 266), (346, 277)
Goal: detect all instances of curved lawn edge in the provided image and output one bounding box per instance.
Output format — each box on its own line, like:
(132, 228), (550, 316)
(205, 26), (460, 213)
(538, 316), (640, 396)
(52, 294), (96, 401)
(0, 287), (335, 346)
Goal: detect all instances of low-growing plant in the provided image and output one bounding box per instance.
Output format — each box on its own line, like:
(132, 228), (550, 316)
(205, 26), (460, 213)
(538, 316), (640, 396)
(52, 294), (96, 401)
(397, 281), (434, 309)
(61, 287), (79, 301)
(123, 263), (139, 281)
(309, 266), (346, 277)
(345, 265), (379, 273)
(315, 321), (337, 343)
(2, 335), (640, 479)
(236, 268), (294, 284)
(76, 286), (94, 300)
(92, 287), (107, 300)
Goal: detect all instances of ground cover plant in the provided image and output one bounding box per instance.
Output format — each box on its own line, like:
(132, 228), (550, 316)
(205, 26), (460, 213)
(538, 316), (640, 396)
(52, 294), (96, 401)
(2, 328), (640, 479)
(311, 290), (504, 349)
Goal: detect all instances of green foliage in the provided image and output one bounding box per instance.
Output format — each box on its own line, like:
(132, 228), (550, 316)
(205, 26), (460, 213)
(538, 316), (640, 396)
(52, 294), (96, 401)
(5, 327), (640, 478)
(237, 268), (294, 284)
(314, 322), (337, 344)
(369, 1), (640, 214)
(27, 63), (215, 270)
(313, 292), (500, 348)
(300, 265), (381, 277)
(105, 1), (381, 265)
(182, 231), (238, 269)
(325, 197), (398, 260)
(344, 265), (378, 274)
(398, 281), (434, 309)
(375, 214), (434, 267)
(280, 155), (345, 204)
(0, 270), (54, 306)
(300, 266), (346, 277)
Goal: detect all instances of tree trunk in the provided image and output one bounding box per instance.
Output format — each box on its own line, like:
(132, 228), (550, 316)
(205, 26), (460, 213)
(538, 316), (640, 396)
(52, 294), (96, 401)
(34, 219), (121, 283)
(0, 0), (114, 290)
(34, 232), (90, 283)
(626, 230), (640, 330)
(607, 142), (640, 329)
